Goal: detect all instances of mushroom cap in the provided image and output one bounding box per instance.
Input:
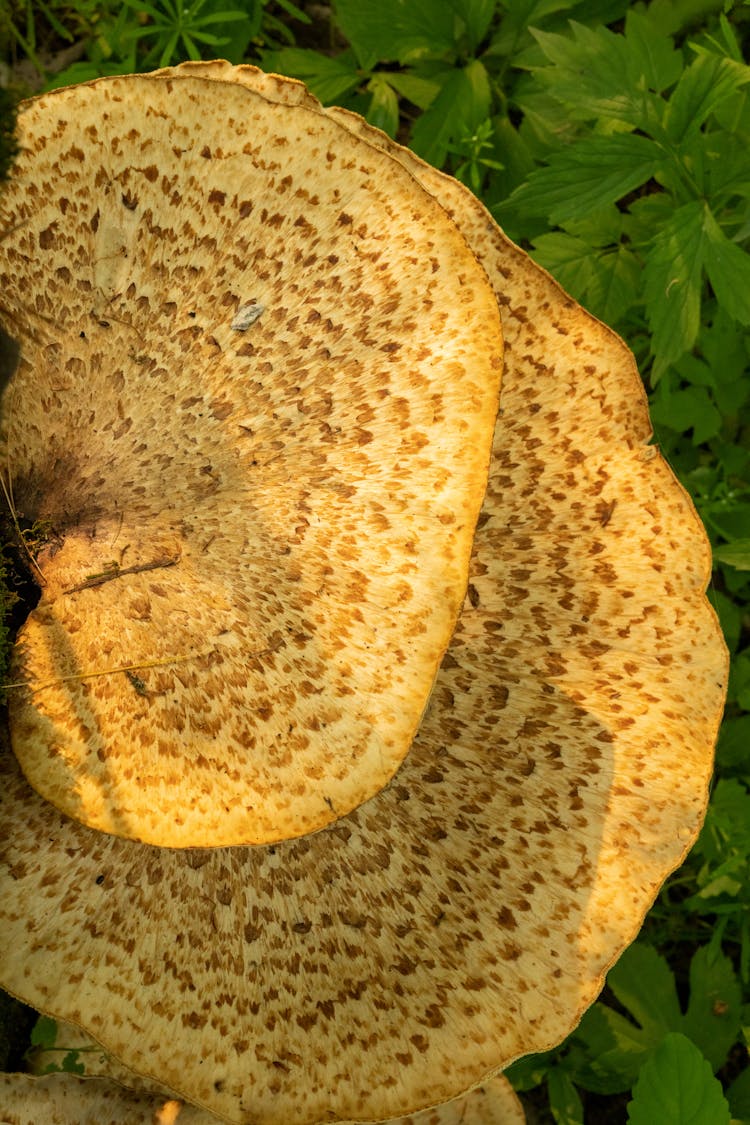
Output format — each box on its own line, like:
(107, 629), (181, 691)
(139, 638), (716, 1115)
(0, 73), (503, 848)
(0, 1072), (525, 1125)
(0, 65), (727, 1125)
(0, 1073), (212, 1124)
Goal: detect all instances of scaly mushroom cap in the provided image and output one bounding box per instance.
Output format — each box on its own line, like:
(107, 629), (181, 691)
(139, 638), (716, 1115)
(0, 1072), (525, 1125)
(0, 65), (726, 1125)
(0, 72), (502, 848)
(0, 1073), (211, 1124)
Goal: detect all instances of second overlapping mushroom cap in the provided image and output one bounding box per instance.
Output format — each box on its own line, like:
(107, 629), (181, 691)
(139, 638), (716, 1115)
(0, 64), (727, 1125)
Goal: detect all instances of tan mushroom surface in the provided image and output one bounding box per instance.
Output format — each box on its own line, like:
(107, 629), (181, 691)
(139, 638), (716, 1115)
(0, 1071), (525, 1125)
(0, 1073), (212, 1124)
(0, 65), (727, 1125)
(0, 72), (502, 848)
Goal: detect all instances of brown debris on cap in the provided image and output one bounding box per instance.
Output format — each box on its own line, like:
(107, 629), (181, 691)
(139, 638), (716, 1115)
(0, 64), (726, 1125)
(0, 72), (502, 848)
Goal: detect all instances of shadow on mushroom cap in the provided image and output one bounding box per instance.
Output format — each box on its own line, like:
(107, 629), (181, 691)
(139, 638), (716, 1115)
(0, 64), (727, 1125)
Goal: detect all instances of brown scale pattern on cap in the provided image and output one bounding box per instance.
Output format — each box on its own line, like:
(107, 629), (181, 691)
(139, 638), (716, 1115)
(0, 65), (726, 1125)
(0, 74), (502, 847)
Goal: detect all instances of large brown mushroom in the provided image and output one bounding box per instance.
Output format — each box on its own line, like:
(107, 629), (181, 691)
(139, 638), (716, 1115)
(0, 1071), (526, 1125)
(0, 70), (502, 849)
(0, 64), (727, 1125)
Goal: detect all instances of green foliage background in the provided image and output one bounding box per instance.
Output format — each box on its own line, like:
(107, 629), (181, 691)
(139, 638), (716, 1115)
(1, 1), (749, 1121)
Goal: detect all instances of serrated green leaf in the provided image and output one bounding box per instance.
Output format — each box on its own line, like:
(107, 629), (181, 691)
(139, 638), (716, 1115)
(623, 9), (683, 91)
(333, 0), (456, 67)
(510, 134), (661, 223)
(548, 1067), (585, 1125)
(643, 200), (706, 374)
(714, 540), (750, 572)
(260, 48), (361, 104)
(410, 59), (491, 166)
(665, 53), (750, 144)
(530, 232), (595, 299)
(683, 946), (742, 1071)
(627, 1033), (731, 1125)
(585, 244), (640, 324)
(530, 22), (643, 125)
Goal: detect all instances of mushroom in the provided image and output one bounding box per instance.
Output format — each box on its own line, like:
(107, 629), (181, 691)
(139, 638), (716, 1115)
(0, 70), (502, 848)
(0, 1071), (526, 1125)
(0, 65), (726, 1125)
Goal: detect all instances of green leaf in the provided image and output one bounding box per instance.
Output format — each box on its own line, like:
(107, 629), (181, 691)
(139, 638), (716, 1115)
(530, 18), (677, 127)
(585, 244), (640, 325)
(260, 49), (361, 103)
(445, 0), (495, 51)
(701, 211), (750, 326)
(627, 1033), (731, 1125)
(717, 715), (750, 772)
(707, 590), (743, 654)
(365, 76), (399, 138)
(730, 650), (750, 711)
(608, 944), (683, 1040)
(682, 946), (742, 1071)
(30, 1016), (58, 1050)
(333, 0), (456, 67)
(530, 232), (595, 299)
(410, 59), (491, 166)
(714, 540), (750, 571)
(548, 1067), (585, 1125)
(61, 1050), (86, 1076)
(623, 9), (683, 92)
(504, 1050), (553, 1092)
(665, 53), (750, 144)
(643, 200), (705, 374)
(384, 71), (441, 110)
(650, 385), (722, 443)
(509, 134), (661, 224)
(727, 1064), (750, 1119)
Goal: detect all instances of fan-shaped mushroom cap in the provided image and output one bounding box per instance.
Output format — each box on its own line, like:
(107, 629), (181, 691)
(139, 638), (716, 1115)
(0, 72), (502, 848)
(0, 65), (726, 1125)
(0, 1071), (525, 1125)
(0, 1073), (212, 1124)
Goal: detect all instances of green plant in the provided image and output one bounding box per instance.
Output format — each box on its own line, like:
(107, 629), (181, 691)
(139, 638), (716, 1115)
(121, 0), (252, 68)
(508, 943), (745, 1122)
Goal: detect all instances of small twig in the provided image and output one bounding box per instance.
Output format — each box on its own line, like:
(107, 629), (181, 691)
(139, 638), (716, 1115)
(63, 554), (180, 594)
(3, 651), (211, 695)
